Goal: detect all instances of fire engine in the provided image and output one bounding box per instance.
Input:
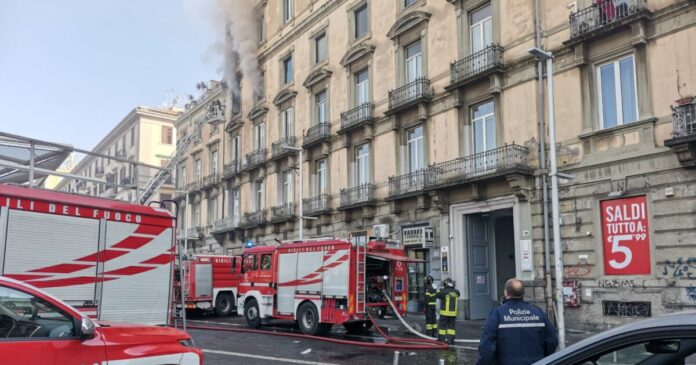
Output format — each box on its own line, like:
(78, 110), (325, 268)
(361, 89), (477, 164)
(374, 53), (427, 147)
(236, 239), (416, 335)
(174, 254), (242, 316)
(0, 184), (176, 325)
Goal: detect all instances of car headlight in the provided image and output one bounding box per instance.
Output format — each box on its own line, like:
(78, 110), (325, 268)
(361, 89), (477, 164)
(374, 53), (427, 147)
(179, 338), (196, 348)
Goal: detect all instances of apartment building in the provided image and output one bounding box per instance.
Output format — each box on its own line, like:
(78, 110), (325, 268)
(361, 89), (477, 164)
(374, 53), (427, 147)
(175, 0), (696, 329)
(55, 106), (178, 203)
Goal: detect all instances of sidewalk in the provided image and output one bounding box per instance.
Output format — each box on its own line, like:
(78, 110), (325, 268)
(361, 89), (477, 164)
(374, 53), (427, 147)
(376, 313), (595, 347)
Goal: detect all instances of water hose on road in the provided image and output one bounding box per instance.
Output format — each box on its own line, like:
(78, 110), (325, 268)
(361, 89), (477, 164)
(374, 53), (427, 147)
(381, 290), (438, 341)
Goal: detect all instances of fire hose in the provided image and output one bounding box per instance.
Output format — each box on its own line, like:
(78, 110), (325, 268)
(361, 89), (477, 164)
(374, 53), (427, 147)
(380, 290), (438, 341)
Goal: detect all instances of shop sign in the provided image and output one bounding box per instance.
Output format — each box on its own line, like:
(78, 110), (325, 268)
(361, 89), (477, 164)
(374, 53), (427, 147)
(600, 196), (651, 275)
(402, 226), (434, 247)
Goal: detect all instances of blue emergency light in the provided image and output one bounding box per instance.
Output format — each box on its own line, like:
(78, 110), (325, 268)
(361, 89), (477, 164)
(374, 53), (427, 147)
(246, 241), (254, 248)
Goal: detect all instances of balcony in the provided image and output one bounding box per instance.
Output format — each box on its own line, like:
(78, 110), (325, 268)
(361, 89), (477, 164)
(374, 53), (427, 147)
(387, 78), (432, 114)
(115, 149), (126, 158)
(241, 210), (267, 229)
(212, 216), (240, 234)
(120, 176), (133, 186)
(448, 45), (504, 89)
(665, 97), (696, 168)
(202, 172), (219, 189)
(95, 167), (105, 178)
(339, 103), (374, 134)
(270, 203), (296, 223)
(185, 179), (203, 193)
(223, 160), (242, 179)
(186, 227), (204, 240)
(566, 0), (650, 46)
(271, 136), (297, 161)
(203, 100), (225, 125)
(244, 149), (267, 171)
(388, 169), (428, 199)
(339, 183), (376, 210)
(303, 123), (331, 148)
(303, 194), (331, 216)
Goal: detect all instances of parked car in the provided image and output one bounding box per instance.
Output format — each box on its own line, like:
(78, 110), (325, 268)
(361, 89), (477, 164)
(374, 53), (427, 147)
(0, 276), (202, 365)
(535, 311), (696, 365)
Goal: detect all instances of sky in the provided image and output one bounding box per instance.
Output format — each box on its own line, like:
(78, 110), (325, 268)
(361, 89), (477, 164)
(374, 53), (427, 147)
(0, 0), (221, 150)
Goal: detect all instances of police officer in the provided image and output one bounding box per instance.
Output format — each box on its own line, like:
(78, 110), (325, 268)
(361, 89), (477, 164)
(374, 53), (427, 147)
(476, 278), (558, 365)
(436, 277), (459, 344)
(424, 275), (437, 337)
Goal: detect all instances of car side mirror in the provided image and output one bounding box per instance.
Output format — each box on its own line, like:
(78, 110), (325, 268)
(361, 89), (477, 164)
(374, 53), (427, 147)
(645, 340), (680, 354)
(79, 317), (96, 340)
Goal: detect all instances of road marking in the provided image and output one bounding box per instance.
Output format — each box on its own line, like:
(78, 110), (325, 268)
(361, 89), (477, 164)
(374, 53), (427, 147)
(203, 349), (338, 365)
(188, 319), (242, 327)
(450, 345), (478, 351)
(454, 339), (480, 343)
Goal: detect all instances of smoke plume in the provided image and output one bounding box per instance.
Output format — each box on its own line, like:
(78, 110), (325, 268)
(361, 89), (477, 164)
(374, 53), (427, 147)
(217, 0), (261, 97)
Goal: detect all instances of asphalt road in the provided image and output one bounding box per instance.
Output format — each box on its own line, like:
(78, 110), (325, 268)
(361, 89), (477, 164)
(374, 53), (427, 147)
(185, 313), (478, 365)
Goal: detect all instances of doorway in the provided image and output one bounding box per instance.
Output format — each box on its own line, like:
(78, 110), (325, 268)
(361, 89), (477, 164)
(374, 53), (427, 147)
(405, 248), (429, 312)
(467, 209), (515, 320)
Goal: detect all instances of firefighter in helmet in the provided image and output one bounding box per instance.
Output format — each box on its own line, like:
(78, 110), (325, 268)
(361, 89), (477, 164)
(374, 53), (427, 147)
(424, 275), (437, 337)
(436, 277), (460, 344)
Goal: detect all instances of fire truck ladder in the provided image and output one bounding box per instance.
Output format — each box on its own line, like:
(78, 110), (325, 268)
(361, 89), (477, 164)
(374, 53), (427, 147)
(355, 242), (367, 314)
(139, 119), (204, 205)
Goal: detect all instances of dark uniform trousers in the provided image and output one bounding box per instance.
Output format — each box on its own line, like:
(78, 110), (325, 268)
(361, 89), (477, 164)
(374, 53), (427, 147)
(436, 287), (460, 344)
(424, 287), (438, 337)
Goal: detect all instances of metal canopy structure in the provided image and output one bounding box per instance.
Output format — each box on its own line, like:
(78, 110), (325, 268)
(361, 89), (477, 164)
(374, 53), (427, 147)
(0, 133), (72, 186)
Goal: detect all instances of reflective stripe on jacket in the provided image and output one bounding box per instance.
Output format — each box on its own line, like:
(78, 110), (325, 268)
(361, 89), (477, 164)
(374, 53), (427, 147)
(425, 286), (437, 306)
(436, 287), (460, 317)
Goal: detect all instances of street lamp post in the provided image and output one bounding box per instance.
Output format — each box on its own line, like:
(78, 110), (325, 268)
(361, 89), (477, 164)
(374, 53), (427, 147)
(174, 189), (189, 333)
(529, 47), (566, 349)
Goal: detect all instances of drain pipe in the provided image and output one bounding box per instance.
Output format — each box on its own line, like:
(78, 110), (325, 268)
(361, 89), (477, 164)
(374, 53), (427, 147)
(534, 0), (554, 318)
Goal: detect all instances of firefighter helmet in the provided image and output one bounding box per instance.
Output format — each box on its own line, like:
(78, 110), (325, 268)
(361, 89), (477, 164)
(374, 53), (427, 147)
(443, 277), (455, 288)
(425, 275), (433, 285)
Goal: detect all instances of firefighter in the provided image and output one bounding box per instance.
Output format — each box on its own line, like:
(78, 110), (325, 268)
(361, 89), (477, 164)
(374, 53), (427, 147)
(436, 277), (459, 344)
(424, 275), (437, 337)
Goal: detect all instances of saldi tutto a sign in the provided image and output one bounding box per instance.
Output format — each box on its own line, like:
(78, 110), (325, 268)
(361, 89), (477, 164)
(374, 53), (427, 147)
(600, 196), (651, 275)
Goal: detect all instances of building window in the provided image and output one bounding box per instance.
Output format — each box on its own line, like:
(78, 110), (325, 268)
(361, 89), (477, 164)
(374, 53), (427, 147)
(255, 72), (265, 104)
(472, 100), (496, 155)
(210, 149), (219, 176)
(208, 195), (217, 224)
(470, 4), (492, 54)
(315, 90), (328, 125)
(280, 107), (294, 138)
(355, 68), (369, 106)
(257, 13), (265, 44)
(121, 135), (126, 152)
(354, 4), (368, 39)
(230, 188), (240, 222)
(597, 55), (638, 129)
(231, 135), (241, 162)
(405, 40), (423, 83)
(355, 143), (370, 185)
(195, 157), (202, 182)
(162, 126), (173, 145)
(193, 202), (201, 227)
(404, 0), (417, 8)
(253, 122), (266, 150)
(315, 32), (327, 64)
(254, 179), (265, 210)
(232, 91), (241, 115)
(316, 158), (327, 195)
(180, 165), (187, 188)
(283, 0), (293, 23)
(282, 54), (293, 85)
(407, 125), (425, 172)
(130, 127), (135, 146)
(281, 170), (294, 204)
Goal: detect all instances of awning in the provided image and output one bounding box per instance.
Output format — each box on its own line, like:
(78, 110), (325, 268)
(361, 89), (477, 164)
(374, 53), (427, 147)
(367, 251), (424, 263)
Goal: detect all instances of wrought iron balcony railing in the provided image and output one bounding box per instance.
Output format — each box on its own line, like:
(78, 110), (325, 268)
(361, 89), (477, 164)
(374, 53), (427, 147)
(388, 169), (428, 198)
(271, 136), (297, 159)
(271, 203), (296, 223)
(569, 0), (647, 40)
(450, 45), (504, 86)
(203, 100), (225, 125)
(185, 179), (203, 192)
(388, 78), (432, 112)
(303, 123), (331, 148)
(95, 167), (105, 178)
(115, 149), (126, 158)
(202, 172), (219, 189)
(212, 216), (240, 233)
(340, 103), (374, 133)
(244, 149), (267, 170)
(223, 160), (241, 178)
(186, 227), (204, 239)
(671, 98), (696, 139)
(242, 210), (267, 228)
(120, 176), (133, 186)
(303, 194), (331, 216)
(339, 183), (376, 209)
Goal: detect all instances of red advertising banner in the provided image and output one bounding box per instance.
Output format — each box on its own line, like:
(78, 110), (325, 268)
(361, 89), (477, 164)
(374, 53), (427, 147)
(601, 196), (651, 275)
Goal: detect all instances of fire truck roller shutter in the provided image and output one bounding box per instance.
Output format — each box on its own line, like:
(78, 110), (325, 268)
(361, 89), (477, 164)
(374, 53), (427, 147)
(322, 249), (350, 298)
(99, 221), (173, 325)
(277, 252), (298, 314)
(2, 210), (100, 304)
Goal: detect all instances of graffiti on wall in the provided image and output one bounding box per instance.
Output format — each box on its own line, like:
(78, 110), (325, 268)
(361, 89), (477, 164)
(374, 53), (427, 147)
(564, 258), (593, 278)
(661, 257), (696, 279)
(687, 287), (696, 303)
(597, 279), (645, 288)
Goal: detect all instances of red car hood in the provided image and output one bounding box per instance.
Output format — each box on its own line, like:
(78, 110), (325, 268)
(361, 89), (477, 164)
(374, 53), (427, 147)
(96, 321), (190, 344)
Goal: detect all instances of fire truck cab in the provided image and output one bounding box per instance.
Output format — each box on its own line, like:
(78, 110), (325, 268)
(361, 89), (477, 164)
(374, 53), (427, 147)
(174, 255), (242, 316)
(237, 239), (415, 335)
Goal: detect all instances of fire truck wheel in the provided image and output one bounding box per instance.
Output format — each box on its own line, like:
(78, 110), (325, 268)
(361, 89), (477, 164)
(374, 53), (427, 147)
(297, 302), (321, 335)
(215, 293), (234, 317)
(343, 320), (372, 334)
(244, 298), (261, 328)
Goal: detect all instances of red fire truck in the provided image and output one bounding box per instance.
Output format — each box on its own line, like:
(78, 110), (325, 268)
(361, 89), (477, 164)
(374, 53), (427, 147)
(236, 239), (415, 335)
(0, 184), (176, 325)
(174, 254), (242, 316)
